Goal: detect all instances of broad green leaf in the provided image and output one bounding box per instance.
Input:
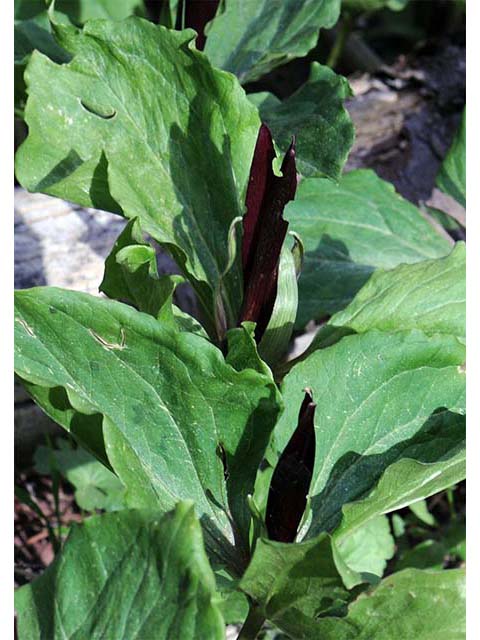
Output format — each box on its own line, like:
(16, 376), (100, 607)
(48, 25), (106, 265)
(215, 570), (249, 625)
(15, 0), (49, 20)
(226, 322), (272, 378)
(158, 0), (180, 28)
(240, 534), (351, 623)
(204, 0), (341, 83)
(258, 243), (298, 367)
(285, 169), (452, 329)
(409, 499), (436, 526)
(342, 0), (409, 12)
(395, 539), (447, 571)
(445, 521), (466, 561)
(275, 330), (465, 538)
(312, 242), (466, 349)
(437, 108), (466, 208)
(34, 439), (126, 511)
(15, 503), (225, 640)
(14, 1), (144, 111)
(15, 19), (261, 331)
(274, 568), (465, 639)
(100, 218), (208, 337)
(14, 8), (70, 112)
(21, 380), (110, 466)
(14, 12), (68, 65)
(15, 287), (282, 571)
(335, 411), (465, 542)
(249, 63), (354, 180)
(54, 0), (145, 22)
(336, 515), (394, 582)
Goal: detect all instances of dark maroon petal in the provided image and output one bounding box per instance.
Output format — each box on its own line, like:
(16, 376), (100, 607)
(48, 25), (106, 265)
(240, 125), (297, 339)
(266, 389), (316, 543)
(183, 0), (219, 51)
(242, 124), (277, 271)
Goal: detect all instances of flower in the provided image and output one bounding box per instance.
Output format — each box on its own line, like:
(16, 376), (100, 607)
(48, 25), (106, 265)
(239, 124), (297, 340)
(266, 389), (316, 543)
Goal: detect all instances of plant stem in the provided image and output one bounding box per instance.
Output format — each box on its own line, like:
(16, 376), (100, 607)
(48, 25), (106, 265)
(326, 15), (353, 70)
(446, 487), (457, 520)
(237, 604), (265, 640)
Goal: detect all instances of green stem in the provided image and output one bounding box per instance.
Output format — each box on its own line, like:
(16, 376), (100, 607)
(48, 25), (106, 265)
(237, 604), (265, 640)
(326, 15), (353, 70)
(446, 487), (457, 520)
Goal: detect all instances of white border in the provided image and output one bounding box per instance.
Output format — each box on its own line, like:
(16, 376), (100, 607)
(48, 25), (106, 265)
(2, 0), (14, 636)
(4, 2), (474, 638)
(466, 0), (478, 638)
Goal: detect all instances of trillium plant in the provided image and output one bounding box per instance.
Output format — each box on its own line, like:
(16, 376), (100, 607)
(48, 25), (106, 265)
(14, 3), (466, 639)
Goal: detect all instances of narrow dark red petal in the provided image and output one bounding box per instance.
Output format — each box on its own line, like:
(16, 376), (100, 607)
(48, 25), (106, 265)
(240, 133), (297, 339)
(242, 124), (276, 271)
(266, 389), (316, 543)
(183, 0), (219, 51)
(277, 137), (297, 205)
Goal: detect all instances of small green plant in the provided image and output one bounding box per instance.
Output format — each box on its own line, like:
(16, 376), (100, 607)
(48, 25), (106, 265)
(14, 2), (465, 639)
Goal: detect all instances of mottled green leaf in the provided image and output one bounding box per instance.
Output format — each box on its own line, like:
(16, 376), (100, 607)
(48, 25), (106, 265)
(226, 322), (272, 378)
(342, 0), (409, 12)
(249, 63), (354, 179)
(14, 7), (70, 112)
(312, 242), (465, 349)
(335, 412), (465, 543)
(15, 287), (281, 571)
(54, 0), (145, 22)
(100, 218), (207, 337)
(240, 534), (350, 623)
(395, 540), (447, 571)
(336, 515), (394, 582)
(15, 503), (225, 640)
(275, 330), (465, 538)
(34, 439), (126, 511)
(15, 19), (261, 331)
(274, 568), (465, 639)
(285, 170), (452, 329)
(437, 108), (466, 208)
(258, 243), (298, 367)
(204, 0), (341, 83)
(409, 499), (436, 526)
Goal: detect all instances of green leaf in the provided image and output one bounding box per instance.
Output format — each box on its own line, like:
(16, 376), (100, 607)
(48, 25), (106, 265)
(275, 330), (465, 538)
(248, 63), (354, 180)
(226, 322), (272, 378)
(395, 539), (447, 571)
(15, 19), (261, 332)
(336, 515), (394, 582)
(15, 503), (225, 640)
(258, 242), (298, 368)
(15, 287), (282, 571)
(409, 499), (436, 526)
(100, 218), (208, 337)
(34, 439), (127, 511)
(342, 0), (409, 12)
(274, 568), (465, 639)
(445, 521), (466, 561)
(285, 169), (453, 329)
(240, 534), (350, 623)
(215, 570), (249, 625)
(54, 0), (146, 22)
(14, 12), (69, 65)
(335, 412), (465, 543)
(21, 380), (110, 466)
(437, 108), (466, 208)
(204, 0), (341, 83)
(14, 8), (70, 112)
(313, 242), (466, 349)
